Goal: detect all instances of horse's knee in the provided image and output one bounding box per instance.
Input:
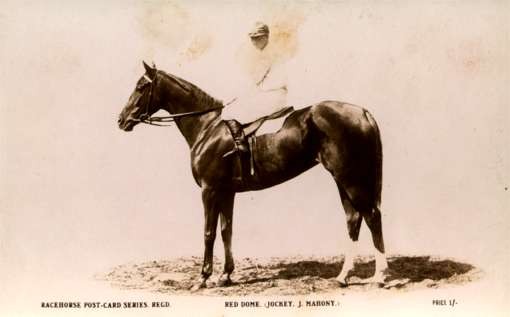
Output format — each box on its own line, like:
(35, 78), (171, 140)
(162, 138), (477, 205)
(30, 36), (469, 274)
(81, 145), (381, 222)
(221, 224), (232, 241)
(204, 230), (216, 246)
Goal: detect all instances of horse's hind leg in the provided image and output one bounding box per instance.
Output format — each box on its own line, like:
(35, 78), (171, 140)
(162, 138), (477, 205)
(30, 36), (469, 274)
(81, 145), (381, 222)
(336, 186), (362, 286)
(362, 206), (388, 284)
(336, 186), (388, 286)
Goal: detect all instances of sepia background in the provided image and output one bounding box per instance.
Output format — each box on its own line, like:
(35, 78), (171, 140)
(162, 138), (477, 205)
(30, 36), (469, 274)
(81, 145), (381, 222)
(1, 1), (508, 316)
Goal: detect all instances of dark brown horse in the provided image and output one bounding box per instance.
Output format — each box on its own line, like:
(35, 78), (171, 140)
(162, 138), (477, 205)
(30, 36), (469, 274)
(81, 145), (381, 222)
(118, 62), (388, 289)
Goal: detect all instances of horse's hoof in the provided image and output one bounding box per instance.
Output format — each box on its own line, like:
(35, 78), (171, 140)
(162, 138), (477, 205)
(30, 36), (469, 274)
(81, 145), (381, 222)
(190, 281), (207, 292)
(364, 275), (386, 287)
(217, 275), (233, 287)
(369, 280), (385, 288)
(373, 281), (385, 288)
(335, 277), (348, 288)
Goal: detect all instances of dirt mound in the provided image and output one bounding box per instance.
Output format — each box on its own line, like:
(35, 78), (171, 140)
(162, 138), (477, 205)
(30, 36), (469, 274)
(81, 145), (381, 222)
(98, 255), (480, 296)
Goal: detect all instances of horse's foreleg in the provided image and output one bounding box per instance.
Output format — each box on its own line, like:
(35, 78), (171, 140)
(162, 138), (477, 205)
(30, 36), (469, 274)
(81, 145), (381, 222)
(218, 192), (235, 286)
(192, 187), (221, 291)
(363, 206), (388, 284)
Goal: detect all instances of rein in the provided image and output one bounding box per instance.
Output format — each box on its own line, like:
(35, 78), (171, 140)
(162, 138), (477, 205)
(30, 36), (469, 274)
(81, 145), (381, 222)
(139, 73), (224, 127)
(142, 106), (224, 126)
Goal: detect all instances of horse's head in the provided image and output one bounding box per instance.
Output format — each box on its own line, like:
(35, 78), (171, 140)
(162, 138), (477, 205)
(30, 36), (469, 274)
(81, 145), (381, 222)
(118, 61), (160, 131)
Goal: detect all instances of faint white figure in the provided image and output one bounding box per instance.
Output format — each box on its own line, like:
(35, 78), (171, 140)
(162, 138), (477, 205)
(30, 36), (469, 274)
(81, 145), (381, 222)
(222, 22), (289, 124)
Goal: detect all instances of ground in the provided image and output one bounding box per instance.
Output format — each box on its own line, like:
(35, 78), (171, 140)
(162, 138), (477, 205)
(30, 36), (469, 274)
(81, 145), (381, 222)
(98, 255), (480, 296)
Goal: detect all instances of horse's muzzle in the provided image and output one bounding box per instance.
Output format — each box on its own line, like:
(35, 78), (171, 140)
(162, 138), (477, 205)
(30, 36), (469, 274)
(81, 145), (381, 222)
(118, 116), (135, 131)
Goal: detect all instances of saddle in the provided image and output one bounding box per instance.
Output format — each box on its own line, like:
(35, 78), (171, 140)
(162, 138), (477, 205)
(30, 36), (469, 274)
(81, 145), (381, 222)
(223, 106), (294, 181)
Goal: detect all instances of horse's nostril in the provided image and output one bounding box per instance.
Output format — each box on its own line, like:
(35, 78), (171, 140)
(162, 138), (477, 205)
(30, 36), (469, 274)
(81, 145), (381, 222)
(118, 117), (122, 124)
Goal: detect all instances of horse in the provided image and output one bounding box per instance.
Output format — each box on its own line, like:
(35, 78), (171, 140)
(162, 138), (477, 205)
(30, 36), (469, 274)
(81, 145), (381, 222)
(118, 61), (388, 290)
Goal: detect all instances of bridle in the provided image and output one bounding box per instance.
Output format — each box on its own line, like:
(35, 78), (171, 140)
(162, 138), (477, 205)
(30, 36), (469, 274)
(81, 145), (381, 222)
(138, 71), (224, 127)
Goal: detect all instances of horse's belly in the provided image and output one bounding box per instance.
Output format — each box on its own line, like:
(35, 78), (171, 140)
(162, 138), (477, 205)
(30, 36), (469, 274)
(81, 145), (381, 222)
(238, 132), (318, 191)
(248, 159), (318, 191)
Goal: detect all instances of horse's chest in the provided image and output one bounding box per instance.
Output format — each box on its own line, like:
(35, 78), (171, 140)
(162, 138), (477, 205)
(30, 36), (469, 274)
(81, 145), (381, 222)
(191, 150), (231, 185)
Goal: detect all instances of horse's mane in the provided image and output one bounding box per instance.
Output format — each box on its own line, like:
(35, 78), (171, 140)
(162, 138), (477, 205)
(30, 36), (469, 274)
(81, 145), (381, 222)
(160, 70), (223, 109)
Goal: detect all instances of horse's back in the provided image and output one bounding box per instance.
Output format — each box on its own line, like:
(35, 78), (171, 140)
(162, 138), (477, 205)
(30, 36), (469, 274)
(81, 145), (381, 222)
(309, 101), (377, 133)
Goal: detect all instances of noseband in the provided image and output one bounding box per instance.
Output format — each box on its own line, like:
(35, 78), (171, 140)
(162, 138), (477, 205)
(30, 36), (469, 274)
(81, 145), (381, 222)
(138, 71), (224, 127)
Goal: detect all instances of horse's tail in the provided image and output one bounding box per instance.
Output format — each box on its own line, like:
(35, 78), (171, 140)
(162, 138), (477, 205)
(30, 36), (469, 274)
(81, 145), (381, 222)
(363, 109), (383, 208)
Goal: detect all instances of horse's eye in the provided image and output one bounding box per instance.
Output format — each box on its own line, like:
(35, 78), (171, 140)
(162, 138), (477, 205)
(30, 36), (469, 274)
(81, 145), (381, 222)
(136, 82), (149, 90)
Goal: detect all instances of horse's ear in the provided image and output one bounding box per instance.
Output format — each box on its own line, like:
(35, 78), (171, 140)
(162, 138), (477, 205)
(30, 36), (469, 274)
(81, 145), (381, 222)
(143, 61), (156, 78)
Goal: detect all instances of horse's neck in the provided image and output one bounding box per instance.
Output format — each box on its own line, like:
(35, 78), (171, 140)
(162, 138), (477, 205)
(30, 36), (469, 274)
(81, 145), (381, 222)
(174, 111), (220, 148)
(158, 75), (221, 148)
